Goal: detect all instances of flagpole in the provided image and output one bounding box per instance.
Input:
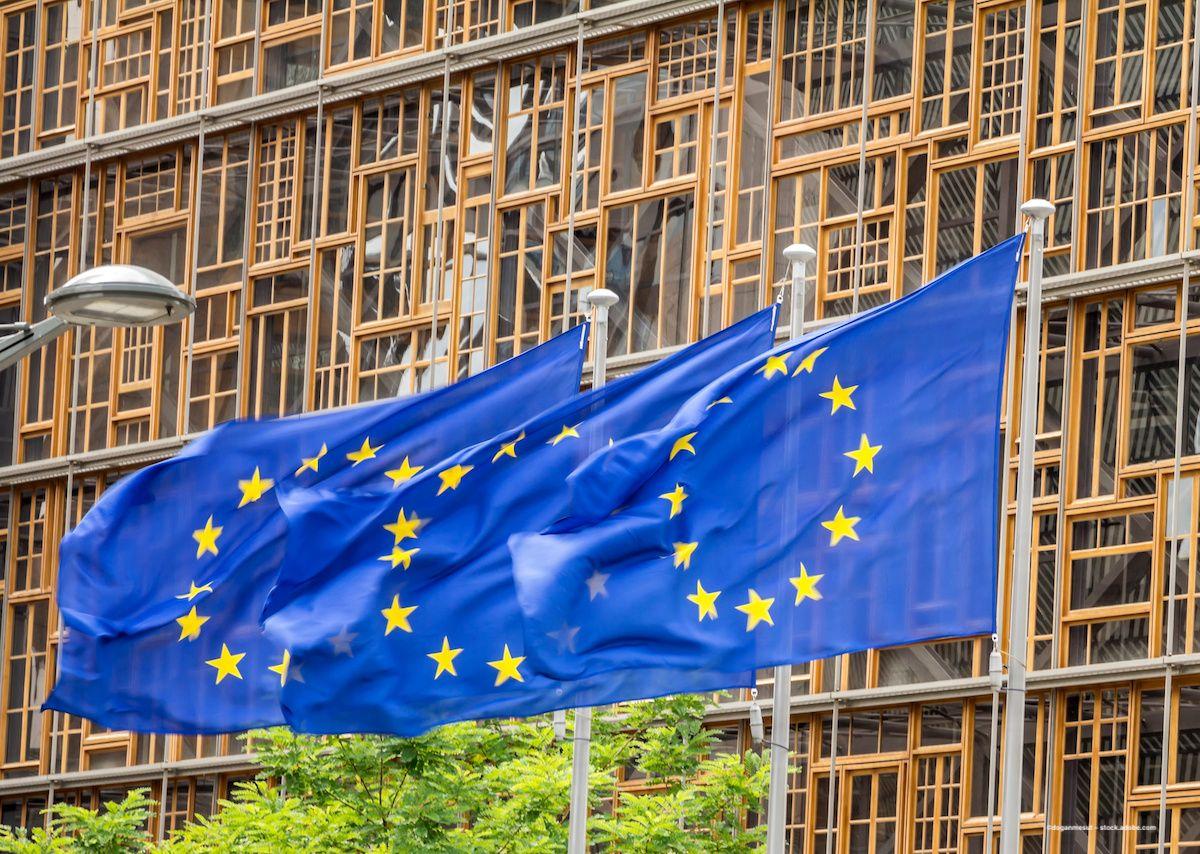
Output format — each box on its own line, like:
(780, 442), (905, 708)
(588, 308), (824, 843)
(764, 243), (815, 854)
(566, 286), (619, 854)
(999, 198), (1054, 854)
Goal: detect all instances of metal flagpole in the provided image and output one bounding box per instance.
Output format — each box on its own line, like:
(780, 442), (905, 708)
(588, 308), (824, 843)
(566, 286), (619, 854)
(999, 198), (1054, 854)
(765, 243), (815, 854)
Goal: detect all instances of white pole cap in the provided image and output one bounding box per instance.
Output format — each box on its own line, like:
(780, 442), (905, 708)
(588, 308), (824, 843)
(586, 288), (619, 309)
(1020, 199), (1055, 221)
(782, 243), (817, 265)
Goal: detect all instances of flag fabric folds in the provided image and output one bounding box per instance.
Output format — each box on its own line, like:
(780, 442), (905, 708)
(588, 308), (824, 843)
(45, 329), (588, 733)
(512, 236), (1023, 682)
(262, 308), (776, 735)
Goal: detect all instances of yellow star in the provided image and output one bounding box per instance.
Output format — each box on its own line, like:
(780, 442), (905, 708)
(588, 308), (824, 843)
(205, 644), (245, 684)
(844, 434), (882, 476)
(487, 644), (526, 686)
(660, 484), (688, 518)
(237, 467), (275, 508)
(175, 581), (213, 601)
(295, 443), (328, 476)
(687, 580), (721, 621)
(379, 546), (420, 570)
(549, 424), (581, 446)
(789, 564), (824, 604)
(384, 509), (423, 543)
(427, 636), (463, 679)
(492, 431), (526, 462)
(267, 650), (291, 685)
(819, 376), (858, 414)
(437, 464), (474, 495)
(822, 505), (861, 546)
(346, 437), (382, 466)
(673, 541), (699, 570)
(175, 606), (210, 642)
(381, 595), (418, 635)
(192, 516), (223, 558)
(386, 456), (423, 486)
(735, 589), (775, 631)
(755, 353), (790, 380)
(707, 396), (733, 409)
(670, 432), (698, 461)
(792, 347), (828, 376)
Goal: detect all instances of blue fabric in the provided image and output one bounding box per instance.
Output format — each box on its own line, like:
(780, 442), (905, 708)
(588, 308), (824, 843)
(263, 308), (777, 735)
(44, 329), (588, 733)
(512, 237), (1023, 682)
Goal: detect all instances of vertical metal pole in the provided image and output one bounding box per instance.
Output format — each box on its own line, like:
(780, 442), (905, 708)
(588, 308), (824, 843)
(765, 243), (814, 854)
(1161, 12), (1200, 848)
(48, 128), (99, 820)
(562, 23), (585, 334)
(482, 61), (503, 370)
(783, 244), (813, 340)
(429, 57), (453, 387)
(1158, 258), (1191, 854)
(301, 90), (325, 412)
(566, 286), (618, 854)
(233, 121), (256, 417)
(301, 0), (330, 412)
(699, 0), (727, 339)
(848, 0), (875, 317)
(157, 767), (170, 841)
(985, 637), (1003, 846)
(999, 198), (1053, 854)
(824, 657), (841, 854)
(766, 669), (791, 854)
(567, 706), (593, 854)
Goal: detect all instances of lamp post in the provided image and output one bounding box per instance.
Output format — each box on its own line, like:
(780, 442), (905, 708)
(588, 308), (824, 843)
(0, 264), (196, 371)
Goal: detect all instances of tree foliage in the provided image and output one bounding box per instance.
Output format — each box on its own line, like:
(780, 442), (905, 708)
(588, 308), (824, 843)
(0, 696), (768, 853)
(0, 788), (155, 853)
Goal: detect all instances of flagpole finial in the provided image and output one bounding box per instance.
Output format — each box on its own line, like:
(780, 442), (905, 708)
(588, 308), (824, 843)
(1020, 199), (1054, 222)
(782, 245), (815, 338)
(586, 288), (619, 310)
(782, 243), (816, 265)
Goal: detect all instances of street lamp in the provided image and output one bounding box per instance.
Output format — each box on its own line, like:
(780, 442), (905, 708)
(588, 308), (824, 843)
(0, 265), (196, 371)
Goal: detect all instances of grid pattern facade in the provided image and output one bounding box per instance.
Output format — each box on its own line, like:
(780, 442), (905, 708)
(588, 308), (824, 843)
(0, 0), (1199, 847)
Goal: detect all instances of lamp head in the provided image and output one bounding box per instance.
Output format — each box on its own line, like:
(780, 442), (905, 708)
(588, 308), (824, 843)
(45, 265), (196, 328)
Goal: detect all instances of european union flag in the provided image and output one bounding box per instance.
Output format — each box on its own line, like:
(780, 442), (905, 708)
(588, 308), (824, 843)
(262, 309), (776, 735)
(512, 237), (1023, 682)
(44, 329), (588, 733)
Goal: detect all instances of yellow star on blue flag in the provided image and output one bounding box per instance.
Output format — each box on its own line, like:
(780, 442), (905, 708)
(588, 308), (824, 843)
(509, 236), (1024, 689)
(46, 328), (594, 734)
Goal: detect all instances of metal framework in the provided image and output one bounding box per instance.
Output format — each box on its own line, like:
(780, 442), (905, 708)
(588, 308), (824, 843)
(2, 0), (1200, 846)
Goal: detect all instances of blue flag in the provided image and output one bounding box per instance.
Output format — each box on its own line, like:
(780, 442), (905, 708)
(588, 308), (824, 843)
(262, 309), (777, 735)
(44, 329), (588, 733)
(512, 237), (1022, 683)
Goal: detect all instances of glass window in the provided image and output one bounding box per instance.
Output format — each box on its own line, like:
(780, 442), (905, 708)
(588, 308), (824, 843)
(503, 56), (566, 196)
(603, 193), (695, 356)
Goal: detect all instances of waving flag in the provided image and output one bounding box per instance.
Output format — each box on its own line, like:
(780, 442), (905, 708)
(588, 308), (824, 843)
(262, 308), (777, 735)
(512, 237), (1022, 683)
(45, 328), (587, 733)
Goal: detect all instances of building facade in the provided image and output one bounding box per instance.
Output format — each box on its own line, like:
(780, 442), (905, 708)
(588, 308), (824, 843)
(0, 0), (1196, 847)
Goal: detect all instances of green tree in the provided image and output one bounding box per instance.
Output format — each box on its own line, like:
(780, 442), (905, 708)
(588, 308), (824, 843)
(0, 788), (155, 853)
(589, 696), (769, 852)
(0, 697), (768, 853)
(162, 782), (366, 852)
